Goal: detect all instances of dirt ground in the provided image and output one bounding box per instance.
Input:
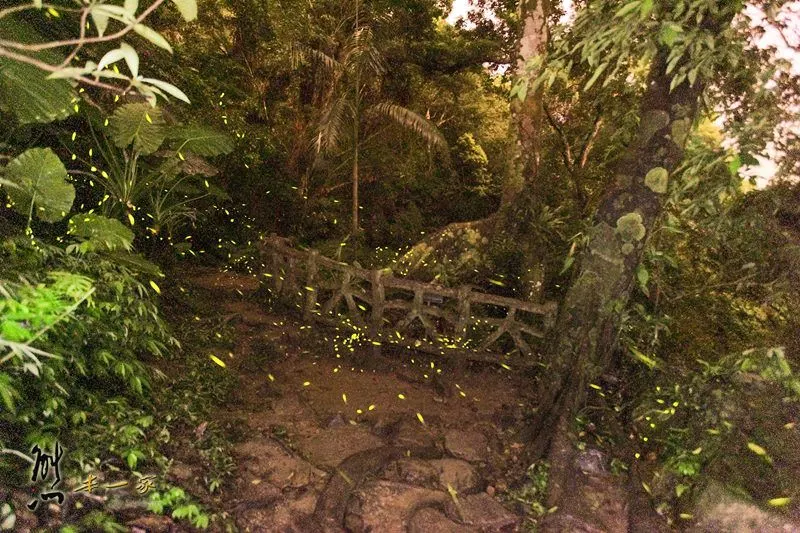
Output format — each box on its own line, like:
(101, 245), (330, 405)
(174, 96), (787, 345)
(179, 267), (536, 532)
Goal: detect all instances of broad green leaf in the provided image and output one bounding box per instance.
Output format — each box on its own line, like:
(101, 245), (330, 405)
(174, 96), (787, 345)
(46, 66), (94, 80)
(659, 23), (683, 47)
(640, 0), (654, 18)
(747, 442), (773, 463)
(0, 373), (20, 413)
(97, 42), (139, 78)
(67, 213), (134, 253)
(109, 103), (166, 154)
(133, 24), (172, 52)
(3, 148), (74, 222)
(171, 0), (198, 21)
(105, 251), (163, 276)
(728, 156), (742, 175)
(0, 59), (74, 124)
(167, 125), (234, 156)
(584, 63), (608, 91)
(124, 0), (139, 15)
(636, 265), (650, 294)
(629, 345), (658, 369)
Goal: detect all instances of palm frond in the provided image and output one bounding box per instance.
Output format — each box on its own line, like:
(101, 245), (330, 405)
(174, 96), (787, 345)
(316, 95), (354, 153)
(368, 102), (447, 150)
(291, 41), (342, 76)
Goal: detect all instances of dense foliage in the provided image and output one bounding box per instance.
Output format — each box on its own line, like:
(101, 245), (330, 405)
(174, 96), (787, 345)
(1, 0), (799, 530)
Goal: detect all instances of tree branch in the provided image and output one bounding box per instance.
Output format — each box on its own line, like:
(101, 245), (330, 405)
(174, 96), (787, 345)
(0, 46), (129, 93)
(543, 102), (574, 173)
(578, 111), (603, 169)
(0, 0), (166, 52)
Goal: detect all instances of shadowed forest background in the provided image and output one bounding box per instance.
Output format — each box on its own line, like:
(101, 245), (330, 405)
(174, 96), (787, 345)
(1, 0), (800, 531)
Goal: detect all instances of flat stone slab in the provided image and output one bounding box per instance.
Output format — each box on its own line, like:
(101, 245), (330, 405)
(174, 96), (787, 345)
(388, 459), (439, 486)
(446, 493), (520, 532)
(234, 439), (324, 489)
(299, 425), (385, 467)
(431, 458), (481, 493)
(409, 508), (480, 533)
(690, 481), (800, 533)
(445, 429), (489, 462)
(348, 480), (449, 533)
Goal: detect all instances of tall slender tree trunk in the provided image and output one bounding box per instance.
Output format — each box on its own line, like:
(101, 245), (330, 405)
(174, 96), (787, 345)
(525, 20), (733, 459)
(503, 0), (550, 206)
(352, 141), (359, 235)
(352, 0), (361, 237)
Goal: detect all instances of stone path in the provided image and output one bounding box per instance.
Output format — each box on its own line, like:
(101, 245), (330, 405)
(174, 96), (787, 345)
(183, 267), (529, 532)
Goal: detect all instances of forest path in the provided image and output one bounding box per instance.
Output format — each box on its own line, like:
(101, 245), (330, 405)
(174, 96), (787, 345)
(179, 266), (536, 532)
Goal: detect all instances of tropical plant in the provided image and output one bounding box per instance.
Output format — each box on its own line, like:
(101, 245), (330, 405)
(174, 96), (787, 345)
(294, 0), (447, 236)
(0, 0), (197, 103)
(71, 102), (234, 243)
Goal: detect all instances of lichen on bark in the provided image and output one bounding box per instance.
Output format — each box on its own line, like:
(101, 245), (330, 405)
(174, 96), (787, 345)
(615, 212), (646, 242)
(644, 167), (669, 194)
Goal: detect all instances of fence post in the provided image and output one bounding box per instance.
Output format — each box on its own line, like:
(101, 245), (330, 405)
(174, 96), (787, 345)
(370, 269), (385, 357)
(456, 285), (471, 344)
(304, 250), (319, 320)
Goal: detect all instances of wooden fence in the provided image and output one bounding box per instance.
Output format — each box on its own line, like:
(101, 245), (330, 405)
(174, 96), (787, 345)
(257, 235), (558, 366)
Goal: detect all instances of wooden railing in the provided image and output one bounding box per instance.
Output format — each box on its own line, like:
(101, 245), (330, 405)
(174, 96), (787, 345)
(257, 235), (558, 366)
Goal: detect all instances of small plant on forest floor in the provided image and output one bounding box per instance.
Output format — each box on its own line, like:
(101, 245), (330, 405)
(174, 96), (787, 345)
(505, 461), (551, 531)
(60, 510), (127, 533)
(147, 486), (211, 530)
(195, 423), (237, 493)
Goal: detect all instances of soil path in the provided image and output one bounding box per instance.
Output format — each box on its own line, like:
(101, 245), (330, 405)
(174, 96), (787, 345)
(182, 267), (534, 532)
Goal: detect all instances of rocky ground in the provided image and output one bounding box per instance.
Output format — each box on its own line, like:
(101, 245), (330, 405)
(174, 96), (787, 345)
(7, 266), (798, 532)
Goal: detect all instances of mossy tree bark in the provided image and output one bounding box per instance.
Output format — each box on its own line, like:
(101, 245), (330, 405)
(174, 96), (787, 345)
(524, 38), (724, 459)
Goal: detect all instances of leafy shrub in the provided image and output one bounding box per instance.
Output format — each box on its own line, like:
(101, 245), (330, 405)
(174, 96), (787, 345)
(0, 237), (177, 482)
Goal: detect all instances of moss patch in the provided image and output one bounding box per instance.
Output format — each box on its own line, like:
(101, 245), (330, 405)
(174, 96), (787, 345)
(645, 167), (669, 194)
(615, 212), (646, 242)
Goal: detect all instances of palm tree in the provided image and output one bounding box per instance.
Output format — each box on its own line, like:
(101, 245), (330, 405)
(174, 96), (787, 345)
(295, 0), (447, 236)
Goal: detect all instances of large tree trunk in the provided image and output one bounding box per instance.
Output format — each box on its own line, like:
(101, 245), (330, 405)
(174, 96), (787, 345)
(524, 40), (723, 460)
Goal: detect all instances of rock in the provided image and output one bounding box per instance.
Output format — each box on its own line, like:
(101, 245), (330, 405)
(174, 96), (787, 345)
(690, 481), (800, 533)
(300, 426), (385, 467)
(575, 449), (606, 476)
(430, 459), (481, 493)
(388, 459), (439, 487)
(167, 460), (198, 484)
(445, 429), (489, 463)
(325, 413), (348, 428)
(446, 493), (520, 532)
(540, 513), (606, 533)
(235, 439), (324, 489)
(347, 480), (449, 533)
(393, 420), (437, 448)
(234, 477), (282, 502)
(408, 508), (480, 533)
(127, 514), (177, 533)
(236, 498), (313, 532)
